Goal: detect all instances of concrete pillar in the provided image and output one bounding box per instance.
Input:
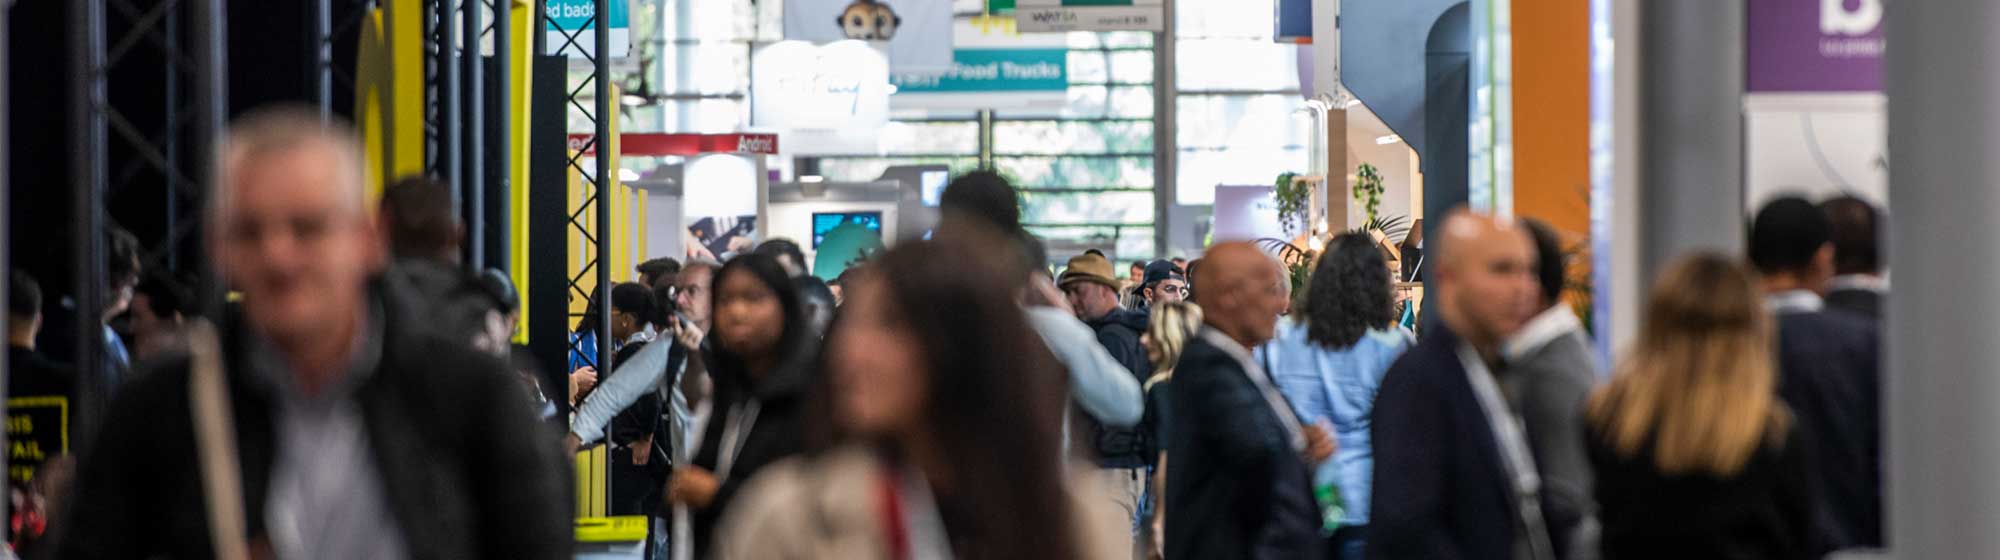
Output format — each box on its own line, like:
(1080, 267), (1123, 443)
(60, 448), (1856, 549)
(1636, 0), (1744, 280)
(1599, 0), (1744, 355)
(1886, 0), (2000, 556)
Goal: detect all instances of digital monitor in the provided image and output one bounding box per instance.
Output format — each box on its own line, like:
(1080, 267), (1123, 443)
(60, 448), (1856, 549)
(919, 171), (950, 207)
(811, 211), (883, 248)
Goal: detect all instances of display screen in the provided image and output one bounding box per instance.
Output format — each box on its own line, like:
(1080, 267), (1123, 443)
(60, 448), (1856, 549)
(812, 212), (883, 248)
(919, 171), (950, 207)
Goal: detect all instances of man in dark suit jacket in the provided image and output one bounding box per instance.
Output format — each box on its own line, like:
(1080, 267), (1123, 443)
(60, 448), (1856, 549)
(1370, 211), (1554, 560)
(1165, 243), (1331, 560)
(1820, 196), (1885, 321)
(1753, 197), (1885, 553)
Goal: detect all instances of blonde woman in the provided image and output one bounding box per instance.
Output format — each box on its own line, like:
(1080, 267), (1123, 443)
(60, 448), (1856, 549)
(1138, 301), (1203, 560)
(1586, 253), (1815, 559)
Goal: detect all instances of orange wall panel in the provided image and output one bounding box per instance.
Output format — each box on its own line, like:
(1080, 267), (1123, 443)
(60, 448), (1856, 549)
(1511, 0), (1591, 239)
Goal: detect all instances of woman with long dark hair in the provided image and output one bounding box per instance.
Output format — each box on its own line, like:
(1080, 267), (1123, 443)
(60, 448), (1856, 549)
(1261, 232), (1415, 560)
(664, 253), (819, 559)
(714, 233), (1127, 559)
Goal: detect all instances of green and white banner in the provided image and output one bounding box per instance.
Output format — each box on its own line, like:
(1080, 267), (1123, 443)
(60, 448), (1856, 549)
(1013, 0), (1163, 32)
(892, 17), (1069, 110)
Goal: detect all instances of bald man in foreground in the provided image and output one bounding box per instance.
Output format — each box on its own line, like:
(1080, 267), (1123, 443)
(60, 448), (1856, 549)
(1164, 242), (1333, 560)
(1367, 211), (1555, 560)
(59, 107), (570, 558)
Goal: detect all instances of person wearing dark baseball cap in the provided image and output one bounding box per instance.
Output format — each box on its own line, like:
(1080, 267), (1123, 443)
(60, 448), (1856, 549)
(1059, 252), (1156, 538)
(1139, 260), (1188, 309)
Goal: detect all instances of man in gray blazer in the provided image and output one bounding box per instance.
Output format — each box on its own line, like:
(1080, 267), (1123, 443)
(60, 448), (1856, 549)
(1500, 219), (1601, 560)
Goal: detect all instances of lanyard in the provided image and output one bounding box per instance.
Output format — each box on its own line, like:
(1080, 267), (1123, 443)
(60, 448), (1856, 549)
(715, 400), (763, 482)
(1458, 343), (1555, 560)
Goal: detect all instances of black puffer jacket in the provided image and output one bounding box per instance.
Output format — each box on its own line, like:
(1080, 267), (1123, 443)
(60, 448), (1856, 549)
(1083, 307), (1153, 468)
(686, 333), (821, 559)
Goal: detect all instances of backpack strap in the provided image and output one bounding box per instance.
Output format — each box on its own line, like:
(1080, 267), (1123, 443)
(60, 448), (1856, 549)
(187, 320), (251, 560)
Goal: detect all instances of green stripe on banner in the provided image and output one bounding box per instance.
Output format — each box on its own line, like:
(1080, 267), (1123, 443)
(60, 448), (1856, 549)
(988, 0), (1014, 13)
(892, 49), (1069, 94)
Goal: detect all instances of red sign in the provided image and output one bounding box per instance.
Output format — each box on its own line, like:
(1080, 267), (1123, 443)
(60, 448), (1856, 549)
(565, 133), (780, 156)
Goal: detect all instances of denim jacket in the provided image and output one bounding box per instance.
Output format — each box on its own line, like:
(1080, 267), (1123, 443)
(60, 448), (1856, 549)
(1256, 318), (1413, 526)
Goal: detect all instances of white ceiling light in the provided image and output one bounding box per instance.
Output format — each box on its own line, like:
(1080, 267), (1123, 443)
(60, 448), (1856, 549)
(1376, 134), (1402, 145)
(800, 175), (826, 183)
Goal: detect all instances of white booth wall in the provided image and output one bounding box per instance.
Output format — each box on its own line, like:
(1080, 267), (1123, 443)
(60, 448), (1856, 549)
(1744, 93), (1888, 211)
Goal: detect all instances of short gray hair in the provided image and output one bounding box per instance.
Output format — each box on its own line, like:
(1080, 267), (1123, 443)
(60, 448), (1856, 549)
(213, 105), (365, 220)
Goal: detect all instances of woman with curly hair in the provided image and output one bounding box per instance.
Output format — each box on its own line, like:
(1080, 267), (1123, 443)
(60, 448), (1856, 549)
(1259, 232), (1415, 560)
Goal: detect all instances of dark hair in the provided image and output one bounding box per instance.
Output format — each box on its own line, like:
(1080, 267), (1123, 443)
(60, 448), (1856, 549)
(938, 170), (1022, 233)
(708, 253), (808, 393)
(1523, 218), (1567, 306)
(1084, 249), (1105, 259)
(136, 273), (193, 319)
(1749, 196), (1831, 275)
(108, 227), (142, 291)
(575, 287), (602, 334)
(755, 239), (807, 274)
(637, 258), (682, 284)
(863, 233), (1079, 560)
(1017, 230), (1050, 274)
(610, 282), (658, 329)
(380, 175), (459, 260)
(1820, 196), (1882, 275)
(479, 269), (520, 315)
(9, 270), (41, 319)
(1306, 233), (1397, 349)
(1184, 258), (1203, 300)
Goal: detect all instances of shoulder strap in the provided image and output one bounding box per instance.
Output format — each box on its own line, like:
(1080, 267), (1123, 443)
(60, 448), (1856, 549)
(186, 320), (251, 560)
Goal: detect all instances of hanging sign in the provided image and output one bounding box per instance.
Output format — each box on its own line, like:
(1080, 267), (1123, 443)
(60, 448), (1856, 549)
(784, 0), (955, 73)
(1014, 0), (1163, 32)
(544, 0), (631, 59)
(1747, 0), (1883, 92)
(566, 133), (782, 156)
(752, 41), (893, 155)
(891, 17), (1069, 110)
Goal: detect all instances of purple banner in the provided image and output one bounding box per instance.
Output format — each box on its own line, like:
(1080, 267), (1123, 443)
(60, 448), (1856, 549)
(1747, 0), (1883, 92)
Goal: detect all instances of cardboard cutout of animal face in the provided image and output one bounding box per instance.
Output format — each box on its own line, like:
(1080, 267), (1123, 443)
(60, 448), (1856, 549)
(837, 0), (902, 40)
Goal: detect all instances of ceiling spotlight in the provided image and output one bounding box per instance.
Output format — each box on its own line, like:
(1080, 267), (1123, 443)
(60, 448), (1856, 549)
(1376, 134), (1402, 145)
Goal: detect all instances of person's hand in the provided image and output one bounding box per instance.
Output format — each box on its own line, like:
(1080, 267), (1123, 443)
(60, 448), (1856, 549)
(1149, 517), (1166, 560)
(563, 433), (584, 455)
(632, 435), (654, 466)
(670, 316), (706, 349)
(569, 367), (598, 403)
(667, 467), (720, 508)
(1302, 421), (1335, 464)
(1029, 274), (1074, 315)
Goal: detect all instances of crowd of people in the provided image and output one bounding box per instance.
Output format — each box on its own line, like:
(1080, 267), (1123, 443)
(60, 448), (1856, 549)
(0, 105), (1894, 560)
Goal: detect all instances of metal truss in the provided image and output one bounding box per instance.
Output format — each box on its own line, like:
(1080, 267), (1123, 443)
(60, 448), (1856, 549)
(549, 0), (616, 371)
(68, 0), (228, 436)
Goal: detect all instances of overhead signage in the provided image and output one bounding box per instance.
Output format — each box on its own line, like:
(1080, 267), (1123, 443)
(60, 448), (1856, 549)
(893, 49), (1067, 93)
(1747, 0), (1882, 92)
(566, 133), (782, 156)
(752, 41), (893, 155)
(784, 0), (955, 73)
(1015, 0), (1163, 32)
(891, 17), (1069, 110)
(544, 0), (631, 59)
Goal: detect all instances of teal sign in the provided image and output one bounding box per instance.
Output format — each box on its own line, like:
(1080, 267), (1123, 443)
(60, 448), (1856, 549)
(544, 0), (631, 58)
(892, 49), (1068, 94)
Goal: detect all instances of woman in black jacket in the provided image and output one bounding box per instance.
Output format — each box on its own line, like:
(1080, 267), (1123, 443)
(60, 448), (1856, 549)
(1585, 254), (1818, 560)
(666, 253), (819, 558)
